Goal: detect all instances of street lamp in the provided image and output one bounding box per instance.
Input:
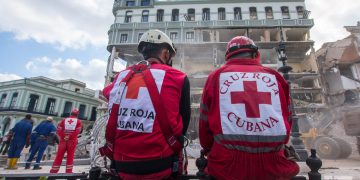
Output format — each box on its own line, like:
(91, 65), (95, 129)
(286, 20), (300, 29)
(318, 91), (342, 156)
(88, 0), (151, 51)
(277, 41), (309, 161)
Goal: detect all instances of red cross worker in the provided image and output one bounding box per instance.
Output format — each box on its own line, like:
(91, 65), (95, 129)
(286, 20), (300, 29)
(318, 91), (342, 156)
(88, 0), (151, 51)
(199, 36), (299, 180)
(50, 108), (82, 173)
(102, 29), (191, 179)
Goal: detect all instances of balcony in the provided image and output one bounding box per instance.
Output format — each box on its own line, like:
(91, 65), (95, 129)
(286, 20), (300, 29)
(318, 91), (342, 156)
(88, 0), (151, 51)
(0, 106), (58, 116)
(109, 19), (314, 31)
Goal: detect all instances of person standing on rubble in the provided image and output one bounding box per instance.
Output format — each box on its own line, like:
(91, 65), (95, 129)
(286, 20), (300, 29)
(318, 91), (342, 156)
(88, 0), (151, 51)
(50, 109), (82, 173)
(25, 116), (56, 170)
(198, 36), (300, 179)
(101, 29), (191, 179)
(5, 114), (33, 170)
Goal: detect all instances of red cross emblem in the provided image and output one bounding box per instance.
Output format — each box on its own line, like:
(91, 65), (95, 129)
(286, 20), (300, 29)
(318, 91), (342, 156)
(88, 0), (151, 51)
(68, 119), (74, 124)
(126, 74), (146, 99)
(231, 81), (272, 118)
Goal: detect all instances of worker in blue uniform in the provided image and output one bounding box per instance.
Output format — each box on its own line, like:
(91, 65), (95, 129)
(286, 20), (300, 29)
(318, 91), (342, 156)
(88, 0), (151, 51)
(25, 116), (57, 170)
(6, 114), (33, 169)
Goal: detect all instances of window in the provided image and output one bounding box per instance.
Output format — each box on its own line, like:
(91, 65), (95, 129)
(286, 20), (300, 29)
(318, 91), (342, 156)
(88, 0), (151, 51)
(172, 9), (179, 21)
(141, 0), (150, 6)
(297, 6), (305, 19)
(63, 101), (73, 117)
(9, 93), (18, 108)
(187, 9), (195, 21)
(186, 32), (194, 42)
(126, 0), (135, 6)
(218, 8), (226, 20)
(265, 7), (273, 19)
(170, 32), (178, 41)
(142, 10), (149, 22)
(125, 11), (132, 23)
(0, 94), (7, 107)
(75, 88), (80, 92)
(281, 6), (290, 19)
(27, 94), (39, 112)
(90, 107), (97, 121)
(203, 31), (211, 42)
(234, 7), (242, 20)
(120, 34), (128, 43)
(249, 7), (257, 20)
(79, 104), (86, 120)
(157, 9), (164, 22)
(202, 8), (210, 21)
(45, 98), (56, 115)
(138, 33), (144, 42)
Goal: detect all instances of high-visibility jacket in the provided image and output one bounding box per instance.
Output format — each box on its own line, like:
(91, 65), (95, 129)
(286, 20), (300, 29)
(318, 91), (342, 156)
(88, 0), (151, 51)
(103, 60), (187, 162)
(199, 57), (299, 179)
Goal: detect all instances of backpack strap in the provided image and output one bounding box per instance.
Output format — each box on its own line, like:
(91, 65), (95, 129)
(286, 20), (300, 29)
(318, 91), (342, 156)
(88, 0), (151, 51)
(141, 67), (183, 153)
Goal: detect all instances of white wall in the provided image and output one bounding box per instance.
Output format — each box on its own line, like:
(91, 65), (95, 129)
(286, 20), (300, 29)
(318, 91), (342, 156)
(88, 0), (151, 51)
(115, 2), (306, 23)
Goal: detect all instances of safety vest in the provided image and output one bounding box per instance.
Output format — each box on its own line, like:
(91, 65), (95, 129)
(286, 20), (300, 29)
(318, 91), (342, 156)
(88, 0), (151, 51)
(104, 62), (186, 161)
(200, 58), (291, 153)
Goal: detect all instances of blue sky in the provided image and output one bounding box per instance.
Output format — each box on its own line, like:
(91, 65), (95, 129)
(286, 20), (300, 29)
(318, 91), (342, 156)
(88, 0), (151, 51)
(0, 0), (360, 90)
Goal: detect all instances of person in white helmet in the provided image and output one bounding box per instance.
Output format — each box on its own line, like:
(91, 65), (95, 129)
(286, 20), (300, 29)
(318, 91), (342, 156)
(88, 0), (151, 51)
(102, 29), (191, 179)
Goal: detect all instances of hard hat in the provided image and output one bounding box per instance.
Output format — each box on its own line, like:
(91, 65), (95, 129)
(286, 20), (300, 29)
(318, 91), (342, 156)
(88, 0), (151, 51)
(225, 36), (259, 60)
(71, 108), (79, 116)
(138, 29), (176, 54)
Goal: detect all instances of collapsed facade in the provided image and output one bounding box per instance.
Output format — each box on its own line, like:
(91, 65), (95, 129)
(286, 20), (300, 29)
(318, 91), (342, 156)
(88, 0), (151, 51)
(104, 0), (319, 136)
(314, 22), (360, 158)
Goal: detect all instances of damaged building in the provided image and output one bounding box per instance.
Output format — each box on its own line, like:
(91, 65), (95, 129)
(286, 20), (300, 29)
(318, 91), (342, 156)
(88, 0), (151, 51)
(104, 0), (320, 137)
(312, 22), (360, 158)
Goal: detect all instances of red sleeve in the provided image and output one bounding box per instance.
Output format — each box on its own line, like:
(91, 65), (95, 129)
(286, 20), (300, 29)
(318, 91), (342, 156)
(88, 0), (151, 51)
(103, 73), (120, 100)
(57, 119), (65, 139)
(199, 75), (214, 154)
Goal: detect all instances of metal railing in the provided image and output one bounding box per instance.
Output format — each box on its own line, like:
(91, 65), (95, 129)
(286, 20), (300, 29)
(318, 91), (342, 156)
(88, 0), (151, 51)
(110, 19), (314, 30)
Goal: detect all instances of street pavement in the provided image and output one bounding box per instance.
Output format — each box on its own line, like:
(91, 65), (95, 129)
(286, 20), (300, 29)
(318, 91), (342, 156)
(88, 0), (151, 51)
(0, 156), (359, 179)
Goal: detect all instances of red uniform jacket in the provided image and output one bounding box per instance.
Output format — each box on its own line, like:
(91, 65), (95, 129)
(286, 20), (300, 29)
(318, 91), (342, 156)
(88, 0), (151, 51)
(103, 61), (186, 162)
(199, 57), (299, 179)
(57, 116), (82, 142)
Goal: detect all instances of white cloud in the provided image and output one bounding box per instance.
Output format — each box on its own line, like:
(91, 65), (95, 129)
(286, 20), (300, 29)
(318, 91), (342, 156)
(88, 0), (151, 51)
(0, 0), (113, 50)
(0, 73), (22, 82)
(306, 0), (360, 49)
(26, 56), (107, 90)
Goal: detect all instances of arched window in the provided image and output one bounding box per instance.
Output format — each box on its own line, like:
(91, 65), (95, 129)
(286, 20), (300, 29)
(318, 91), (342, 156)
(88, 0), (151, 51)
(296, 6), (305, 19)
(202, 8), (210, 21)
(187, 8), (195, 21)
(28, 94), (39, 112)
(141, 0), (150, 6)
(125, 11), (133, 23)
(9, 92), (18, 108)
(172, 9), (179, 21)
(142, 10), (149, 22)
(249, 7), (257, 20)
(265, 7), (273, 19)
(234, 7), (242, 20)
(0, 94), (7, 107)
(157, 9), (164, 22)
(281, 6), (290, 19)
(218, 8), (226, 20)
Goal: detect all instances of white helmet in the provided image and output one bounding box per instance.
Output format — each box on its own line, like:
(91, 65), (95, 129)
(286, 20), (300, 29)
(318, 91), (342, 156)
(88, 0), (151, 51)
(138, 29), (176, 54)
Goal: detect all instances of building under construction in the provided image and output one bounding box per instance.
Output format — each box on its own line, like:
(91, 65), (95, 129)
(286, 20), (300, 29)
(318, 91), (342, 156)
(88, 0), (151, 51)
(104, 0), (320, 136)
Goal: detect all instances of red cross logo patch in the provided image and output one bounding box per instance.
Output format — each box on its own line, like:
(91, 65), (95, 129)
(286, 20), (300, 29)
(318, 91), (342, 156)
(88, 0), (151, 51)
(126, 74), (147, 99)
(231, 81), (272, 118)
(68, 119), (74, 124)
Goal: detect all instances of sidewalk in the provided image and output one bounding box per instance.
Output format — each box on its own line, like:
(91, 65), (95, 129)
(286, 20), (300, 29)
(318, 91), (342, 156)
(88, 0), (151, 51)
(0, 157), (359, 179)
